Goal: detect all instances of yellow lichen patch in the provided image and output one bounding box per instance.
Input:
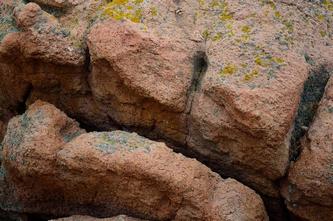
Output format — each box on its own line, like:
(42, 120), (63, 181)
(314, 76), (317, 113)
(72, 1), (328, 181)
(101, 0), (146, 23)
(255, 56), (268, 67)
(243, 69), (259, 81)
(219, 64), (237, 77)
(150, 6), (157, 16)
(241, 25), (251, 34)
(282, 20), (294, 33)
(219, 3), (233, 21)
(240, 25), (252, 42)
(323, 0), (333, 11)
(198, 0), (205, 8)
(274, 11), (281, 19)
(254, 50), (285, 68)
(320, 30), (327, 37)
(317, 13), (325, 21)
(226, 23), (235, 37)
(212, 32), (223, 41)
(209, 0), (220, 8)
(202, 29), (211, 40)
(259, 0), (276, 9)
(272, 57), (284, 64)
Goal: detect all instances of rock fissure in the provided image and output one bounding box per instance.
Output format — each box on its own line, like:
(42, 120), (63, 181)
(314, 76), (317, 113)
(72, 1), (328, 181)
(289, 66), (331, 162)
(17, 83), (33, 115)
(270, 66), (332, 221)
(185, 51), (208, 114)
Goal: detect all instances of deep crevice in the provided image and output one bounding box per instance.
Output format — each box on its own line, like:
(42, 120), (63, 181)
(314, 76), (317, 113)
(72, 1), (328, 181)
(17, 84), (33, 115)
(192, 52), (208, 90)
(26, 214), (48, 221)
(289, 66), (331, 161)
(84, 47), (92, 74)
(184, 51), (208, 146)
(185, 51), (208, 114)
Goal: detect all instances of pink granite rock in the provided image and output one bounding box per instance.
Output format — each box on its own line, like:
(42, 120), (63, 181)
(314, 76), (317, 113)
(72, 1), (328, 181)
(1, 101), (268, 221)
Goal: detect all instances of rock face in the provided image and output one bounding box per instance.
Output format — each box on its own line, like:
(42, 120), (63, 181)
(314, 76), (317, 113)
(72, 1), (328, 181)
(0, 0), (111, 137)
(0, 101), (268, 221)
(50, 215), (145, 221)
(1, 0), (333, 219)
(281, 77), (333, 221)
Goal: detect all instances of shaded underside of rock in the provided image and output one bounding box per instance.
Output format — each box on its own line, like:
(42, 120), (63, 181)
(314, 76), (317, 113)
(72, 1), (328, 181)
(0, 101), (268, 221)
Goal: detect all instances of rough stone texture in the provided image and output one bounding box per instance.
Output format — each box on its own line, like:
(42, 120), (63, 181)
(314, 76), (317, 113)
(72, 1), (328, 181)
(0, 121), (4, 142)
(1, 101), (268, 221)
(50, 215), (144, 221)
(281, 77), (333, 221)
(1, 0), (333, 219)
(86, 19), (194, 148)
(0, 0), (111, 138)
(0, 209), (27, 221)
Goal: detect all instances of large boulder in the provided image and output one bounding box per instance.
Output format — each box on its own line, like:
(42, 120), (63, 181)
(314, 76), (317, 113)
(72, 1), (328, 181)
(1, 0), (333, 219)
(84, 2), (332, 218)
(1, 101), (268, 221)
(281, 77), (333, 221)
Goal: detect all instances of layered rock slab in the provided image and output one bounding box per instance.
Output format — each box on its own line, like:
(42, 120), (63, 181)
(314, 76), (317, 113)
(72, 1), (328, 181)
(1, 0), (333, 219)
(281, 77), (333, 221)
(0, 101), (268, 221)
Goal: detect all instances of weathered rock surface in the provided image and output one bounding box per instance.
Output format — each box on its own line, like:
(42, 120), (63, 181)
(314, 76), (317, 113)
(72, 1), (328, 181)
(0, 101), (268, 221)
(1, 0), (333, 219)
(50, 215), (144, 221)
(281, 77), (333, 221)
(0, 0), (111, 137)
(84, 0), (333, 200)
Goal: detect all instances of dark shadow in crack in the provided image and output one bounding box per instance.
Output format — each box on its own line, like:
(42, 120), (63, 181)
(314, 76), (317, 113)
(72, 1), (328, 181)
(289, 66), (331, 161)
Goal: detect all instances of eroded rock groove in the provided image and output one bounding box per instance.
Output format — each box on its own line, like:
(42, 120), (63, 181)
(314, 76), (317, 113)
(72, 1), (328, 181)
(289, 67), (331, 161)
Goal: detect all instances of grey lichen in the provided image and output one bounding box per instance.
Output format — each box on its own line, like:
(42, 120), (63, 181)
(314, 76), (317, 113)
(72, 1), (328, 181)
(96, 131), (153, 154)
(0, 0), (19, 41)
